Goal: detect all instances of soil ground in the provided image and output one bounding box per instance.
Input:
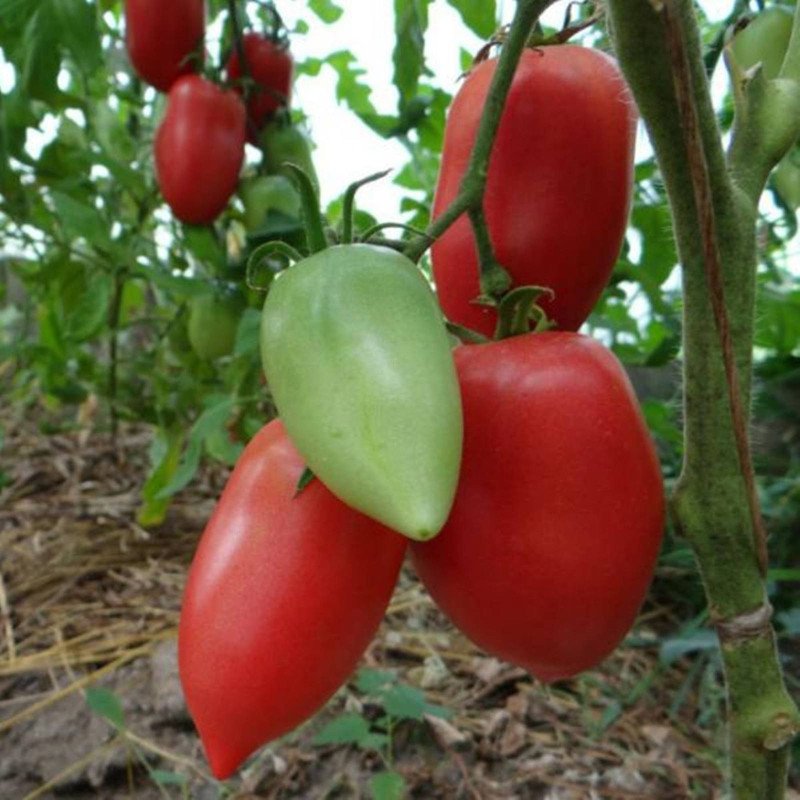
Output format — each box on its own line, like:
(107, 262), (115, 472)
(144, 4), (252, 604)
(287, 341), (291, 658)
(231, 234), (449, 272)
(1, 418), (797, 799)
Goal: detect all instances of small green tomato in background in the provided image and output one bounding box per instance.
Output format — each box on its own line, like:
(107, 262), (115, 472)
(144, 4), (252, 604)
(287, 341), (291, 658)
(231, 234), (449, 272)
(188, 292), (244, 361)
(730, 6), (793, 80)
(260, 122), (319, 194)
(260, 243), (463, 541)
(239, 174), (301, 233)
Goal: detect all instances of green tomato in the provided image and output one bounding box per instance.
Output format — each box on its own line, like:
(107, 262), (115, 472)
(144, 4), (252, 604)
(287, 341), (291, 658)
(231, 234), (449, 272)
(188, 293), (243, 361)
(773, 151), (800, 209)
(239, 175), (301, 232)
(260, 123), (319, 194)
(260, 244), (463, 541)
(731, 7), (794, 80)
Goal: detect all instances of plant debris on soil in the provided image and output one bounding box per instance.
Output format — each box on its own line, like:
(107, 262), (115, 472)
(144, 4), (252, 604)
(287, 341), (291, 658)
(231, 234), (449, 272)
(0, 414), (792, 799)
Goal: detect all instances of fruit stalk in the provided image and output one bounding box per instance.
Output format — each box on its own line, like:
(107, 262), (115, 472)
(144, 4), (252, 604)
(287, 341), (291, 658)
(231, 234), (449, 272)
(606, 0), (800, 796)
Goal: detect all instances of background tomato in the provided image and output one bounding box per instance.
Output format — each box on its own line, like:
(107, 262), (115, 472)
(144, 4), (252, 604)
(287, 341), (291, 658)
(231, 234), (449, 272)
(730, 6), (793, 80)
(260, 122), (319, 193)
(179, 420), (407, 779)
(226, 34), (293, 140)
(260, 244), (463, 541)
(124, 0), (204, 92)
(239, 174), (301, 232)
(155, 76), (246, 225)
(187, 292), (244, 360)
(431, 45), (636, 337)
(411, 332), (664, 681)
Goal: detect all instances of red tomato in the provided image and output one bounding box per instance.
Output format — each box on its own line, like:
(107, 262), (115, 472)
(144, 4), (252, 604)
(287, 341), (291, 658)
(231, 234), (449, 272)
(124, 0), (204, 92)
(226, 34), (293, 140)
(155, 76), (246, 225)
(410, 333), (664, 681)
(432, 46), (637, 337)
(178, 420), (407, 779)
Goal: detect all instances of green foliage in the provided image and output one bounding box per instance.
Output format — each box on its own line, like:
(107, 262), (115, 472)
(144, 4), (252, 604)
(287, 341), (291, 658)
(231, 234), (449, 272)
(1, 6), (798, 753)
(314, 668), (450, 798)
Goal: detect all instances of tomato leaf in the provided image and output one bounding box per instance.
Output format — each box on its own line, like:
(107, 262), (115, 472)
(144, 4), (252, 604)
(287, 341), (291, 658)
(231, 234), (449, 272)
(50, 0), (103, 76)
(182, 225), (226, 273)
(659, 629), (718, 666)
(85, 687), (125, 729)
(308, 0), (343, 23)
(313, 713), (370, 746)
(370, 771), (406, 800)
(149, 770), (188, 787)
(233, 309), (261, 357)
(294, 467), (316, 496)
(17, 7), (61, 103)
(393, 0), (431, 105)
(445, 0), (497, 38)
(380, 684), (428, 720)
(50, 191), (111, 250)
(138, 427), (185, 527)
(355, 668), (396, 695)
(156, 398), (236, 499)
(324, 51), (397, 137)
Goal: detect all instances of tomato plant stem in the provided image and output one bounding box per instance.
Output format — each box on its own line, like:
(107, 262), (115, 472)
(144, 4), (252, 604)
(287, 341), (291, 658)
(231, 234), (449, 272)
(341, 169), (392, 245)
(606, 0), (800, 796)
(226, 0), (251, 84)
(283, 163), (327, 253)
(403, 0), (558, 267)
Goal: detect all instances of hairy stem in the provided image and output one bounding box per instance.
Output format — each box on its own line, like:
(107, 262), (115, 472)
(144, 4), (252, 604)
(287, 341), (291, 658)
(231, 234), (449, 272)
(606, 1), (800, 796)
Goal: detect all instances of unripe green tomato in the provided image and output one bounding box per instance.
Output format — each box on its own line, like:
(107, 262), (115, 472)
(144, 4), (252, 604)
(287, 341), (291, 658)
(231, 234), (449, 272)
(260, 244), (463, 541)
(731, 7), (793, 79)
(188, 293), (243, 360)
(260, 123), (319, 194)
(239, 175), (301, 232)
(773, 152), (800, 209)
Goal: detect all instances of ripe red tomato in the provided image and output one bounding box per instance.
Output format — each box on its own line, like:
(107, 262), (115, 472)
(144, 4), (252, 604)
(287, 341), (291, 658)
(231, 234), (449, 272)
(155, 76), (246, 225)
(410, 333), (664, 681)
(124, 0), (204, 92)
(226, 34), (293, 140)
(179, 420), (407, 779)
(432, 45), (637, 337)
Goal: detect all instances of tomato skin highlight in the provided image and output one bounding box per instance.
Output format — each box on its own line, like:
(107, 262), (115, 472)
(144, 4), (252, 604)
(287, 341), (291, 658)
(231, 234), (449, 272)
(260, 244), (463, 542)
(410, 333), (664, 681)
(155, 76), (246, 225)
(432, 46), (637, 336)
(226, 34), (293, 140)
(124, 0), (204, 92)
(179, 420), (406, 779)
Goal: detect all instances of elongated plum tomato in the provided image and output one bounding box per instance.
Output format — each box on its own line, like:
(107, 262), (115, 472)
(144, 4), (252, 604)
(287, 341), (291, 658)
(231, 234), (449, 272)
(411, 333), (664, 681)
(179, 420), (406, 779)
(155, 76), (246, 225)
(124, 0), (204, 92)
(432, 46), (637, 337)
(226, 34), (293, 140)
(187, 292), (244, 361)
(260, 244), (463, 541)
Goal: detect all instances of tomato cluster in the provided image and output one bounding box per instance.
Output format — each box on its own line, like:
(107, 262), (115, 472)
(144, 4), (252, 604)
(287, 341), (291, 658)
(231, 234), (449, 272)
(124, 1), (294, 225)
(177, 37), (665, 781)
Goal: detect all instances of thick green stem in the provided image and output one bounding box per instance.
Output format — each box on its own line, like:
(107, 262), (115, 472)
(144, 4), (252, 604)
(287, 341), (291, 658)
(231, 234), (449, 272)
(606, 1), (800, 797)
(403, 0), (557, 267)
